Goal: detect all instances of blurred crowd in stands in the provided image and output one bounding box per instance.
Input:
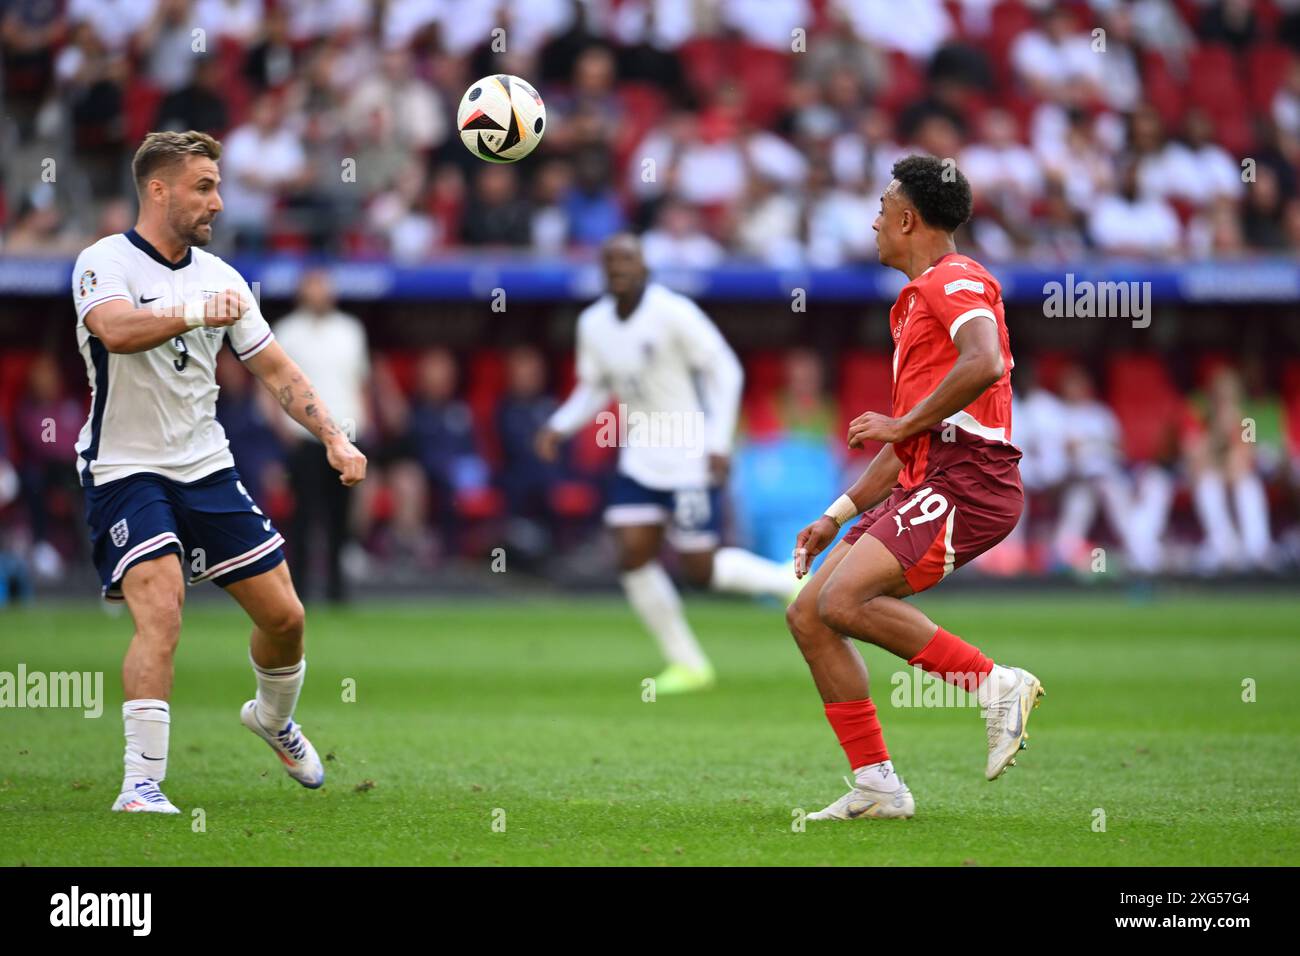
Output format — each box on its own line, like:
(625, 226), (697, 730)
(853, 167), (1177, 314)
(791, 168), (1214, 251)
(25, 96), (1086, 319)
(2, 267), (1299, 601)
(3, 0), (1300, 599)
(3, 0), (1300, 263)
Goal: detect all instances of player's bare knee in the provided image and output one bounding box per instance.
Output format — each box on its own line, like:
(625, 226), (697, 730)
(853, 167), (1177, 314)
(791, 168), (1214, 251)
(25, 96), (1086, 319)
(784, 599), (808, 639)
(680, 553), (713, 588)
(617, 547), (655, 573)
(785, 600), (818, 648)
(816, 581), (843, 628)
(263, 598), (306, 643)
(136, 596), (183, 650)
(816, 583), (869, 638)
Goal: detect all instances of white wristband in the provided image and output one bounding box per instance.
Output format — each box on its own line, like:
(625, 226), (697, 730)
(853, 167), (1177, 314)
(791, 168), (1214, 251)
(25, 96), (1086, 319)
(824, 493), (858, 528)
(183, 299), (206, 330)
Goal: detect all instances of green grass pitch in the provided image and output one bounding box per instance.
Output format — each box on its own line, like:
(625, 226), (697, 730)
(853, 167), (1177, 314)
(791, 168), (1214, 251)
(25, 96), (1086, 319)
(1, 592), (1297, 866)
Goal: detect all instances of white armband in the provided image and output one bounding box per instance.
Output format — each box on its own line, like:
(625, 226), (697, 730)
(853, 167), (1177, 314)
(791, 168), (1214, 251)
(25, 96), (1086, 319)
(824, 493), (858, 528)
(183, 298), (206, 330)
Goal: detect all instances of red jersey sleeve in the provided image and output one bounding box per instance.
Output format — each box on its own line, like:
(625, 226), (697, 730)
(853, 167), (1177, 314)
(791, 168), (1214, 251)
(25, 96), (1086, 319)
(920, 264), (1001, 341)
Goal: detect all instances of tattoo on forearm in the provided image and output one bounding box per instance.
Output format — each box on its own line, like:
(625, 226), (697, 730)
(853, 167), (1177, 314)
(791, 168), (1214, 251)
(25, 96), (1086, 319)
(275, 370), (346, 444)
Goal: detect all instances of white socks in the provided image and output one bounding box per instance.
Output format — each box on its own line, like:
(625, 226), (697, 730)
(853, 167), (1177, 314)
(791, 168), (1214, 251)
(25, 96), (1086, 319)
(1232, 473), (1272, 565)
(119, 659), (304, 793)
(122, 698), (170, 788)
(251, 655), (306, 732)
(710, 546), (796, 599)
(853, 759), (900, 791)
(620, 562), (710, 670)
(1194, 472), (1240, 567)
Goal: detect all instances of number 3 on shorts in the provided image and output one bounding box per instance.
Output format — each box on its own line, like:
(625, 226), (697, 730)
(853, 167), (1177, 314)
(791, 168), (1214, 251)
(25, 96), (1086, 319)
(236, 479), (265, 517)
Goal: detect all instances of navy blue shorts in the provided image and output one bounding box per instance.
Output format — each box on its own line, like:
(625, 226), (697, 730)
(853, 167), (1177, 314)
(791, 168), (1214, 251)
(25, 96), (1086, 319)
(604, 472), (723, 551)
(84, 467), (284, 602)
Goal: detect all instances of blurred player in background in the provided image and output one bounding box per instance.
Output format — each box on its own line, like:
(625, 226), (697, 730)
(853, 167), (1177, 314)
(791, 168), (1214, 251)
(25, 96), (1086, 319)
(787, 157), (1044, 820)
(272, 268), (371, 603)
(72, 131), (366, 813)
(536, 234), (798, 694)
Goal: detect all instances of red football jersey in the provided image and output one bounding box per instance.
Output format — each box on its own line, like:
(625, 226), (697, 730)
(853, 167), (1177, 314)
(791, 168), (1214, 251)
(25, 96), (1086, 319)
(889, 251), (1016, 488)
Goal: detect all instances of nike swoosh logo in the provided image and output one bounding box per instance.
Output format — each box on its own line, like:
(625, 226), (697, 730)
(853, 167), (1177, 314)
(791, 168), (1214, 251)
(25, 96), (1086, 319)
(142, 754), (165, 761)
(846, 801), (879, 818)
(140, 295), (162, 303)
(1006, 701), (1023, 738)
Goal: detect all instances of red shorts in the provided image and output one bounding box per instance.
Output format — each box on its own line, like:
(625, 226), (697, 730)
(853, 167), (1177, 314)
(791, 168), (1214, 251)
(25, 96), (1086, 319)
(841, 429), (1023, 594)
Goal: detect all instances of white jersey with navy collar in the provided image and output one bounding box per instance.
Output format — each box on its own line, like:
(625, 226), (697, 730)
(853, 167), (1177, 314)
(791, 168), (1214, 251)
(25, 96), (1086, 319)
(71, 229), (276, 487)
(547, 282), (743, 491)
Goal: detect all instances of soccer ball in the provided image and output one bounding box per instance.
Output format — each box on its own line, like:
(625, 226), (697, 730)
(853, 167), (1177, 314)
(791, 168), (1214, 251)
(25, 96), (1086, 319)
(456, 74), (546, 164)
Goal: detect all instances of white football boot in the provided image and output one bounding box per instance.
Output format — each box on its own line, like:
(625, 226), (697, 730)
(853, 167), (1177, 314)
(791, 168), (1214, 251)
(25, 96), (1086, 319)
(982, 666), (1045, 781)
(110, 779), (181, 814)
(240, 700), (325, 789)
(807, 776), (916, 821)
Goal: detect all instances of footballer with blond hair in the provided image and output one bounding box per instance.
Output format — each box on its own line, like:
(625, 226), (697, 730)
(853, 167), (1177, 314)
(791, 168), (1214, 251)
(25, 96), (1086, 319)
(72, 131), (366, 812)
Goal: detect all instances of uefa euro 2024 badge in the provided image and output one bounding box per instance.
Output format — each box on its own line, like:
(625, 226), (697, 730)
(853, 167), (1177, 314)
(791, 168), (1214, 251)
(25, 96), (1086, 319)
(79, 269), (97, 298)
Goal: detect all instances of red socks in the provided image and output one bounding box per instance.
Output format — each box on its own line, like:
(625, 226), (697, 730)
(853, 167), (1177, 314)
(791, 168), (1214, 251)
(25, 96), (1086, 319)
(822, 628), (991, 768)
(908, 626), (993, 692)
(824, 698), (890, 769)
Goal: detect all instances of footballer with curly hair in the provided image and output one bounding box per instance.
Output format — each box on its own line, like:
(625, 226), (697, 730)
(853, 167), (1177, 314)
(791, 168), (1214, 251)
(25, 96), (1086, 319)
(786, 155), (1045, 821)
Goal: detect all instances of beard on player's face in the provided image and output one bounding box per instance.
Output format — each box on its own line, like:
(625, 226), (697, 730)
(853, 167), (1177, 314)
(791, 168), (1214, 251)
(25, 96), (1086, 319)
(169, 202), (213, 247)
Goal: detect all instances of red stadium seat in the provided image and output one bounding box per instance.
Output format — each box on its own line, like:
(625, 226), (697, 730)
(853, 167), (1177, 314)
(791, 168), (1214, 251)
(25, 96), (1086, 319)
(548, 480), (600, 519)
(744, 350), (786, 399)
(556, 350), (615, 478)
(1143, 50), (1186, 128)
(217, 36), (252, 132)
(369, 483), (395, 524)
(878, 51), (926, 114)
(988, 0), (1038, 92)
(1256, 0), (1284, 38)
(837, 350), (893, 459)
(380, 351), (418, 396)
(1213, 111), (1254, 158)
(1105, 353), (1191, 462)
(1187, 45), (1247, 119)
(740, 349), (787, 441)
(1194, 351), (1235, 390)
(466, 350), (506, 468)
(0, 349), (39, 438)
(1029, 349), (1071, 393)
(1172, 0), (1200, 29)
(807, 0), (834, 32)
(736, 44), (792, 127)
(614, 82), (669, 173)
(264, 483), (295, 526)
(678, 37), (735, 104)
(570, 413), (618, 477)
(455, 486), (504, 521)
(1283, 360), (1300, 456)
(1245, 44), (1296, 113)
(554, 353), (576, 398)
(125, 80), (163, 146)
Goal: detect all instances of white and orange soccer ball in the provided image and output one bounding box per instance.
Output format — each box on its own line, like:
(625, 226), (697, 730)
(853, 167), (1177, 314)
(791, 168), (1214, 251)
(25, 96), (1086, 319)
(456, 74), (546, 163)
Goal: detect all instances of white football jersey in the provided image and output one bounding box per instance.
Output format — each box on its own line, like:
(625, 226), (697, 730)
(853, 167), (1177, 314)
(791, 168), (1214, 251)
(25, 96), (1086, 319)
(71, 229), (276, 486)
(548, 282), (742, 490)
